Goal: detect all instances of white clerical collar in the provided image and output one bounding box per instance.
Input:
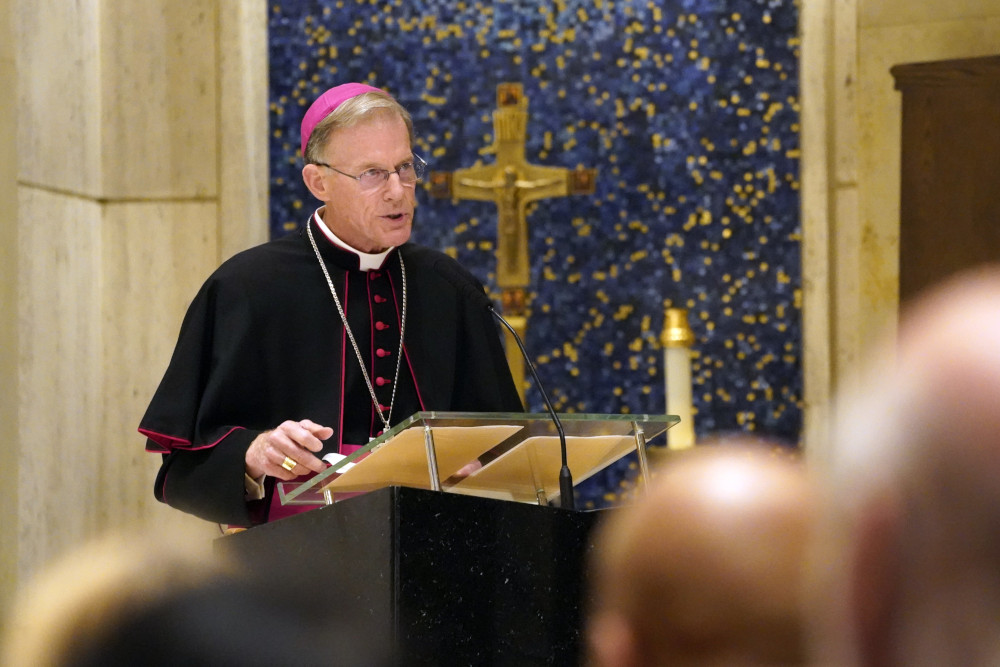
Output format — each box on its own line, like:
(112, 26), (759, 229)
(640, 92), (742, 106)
(312, 208), (393, 271)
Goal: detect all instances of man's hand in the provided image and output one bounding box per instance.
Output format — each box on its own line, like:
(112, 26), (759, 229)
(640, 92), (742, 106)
(245, 419), (333, 480)
(454, 460), (483, 477)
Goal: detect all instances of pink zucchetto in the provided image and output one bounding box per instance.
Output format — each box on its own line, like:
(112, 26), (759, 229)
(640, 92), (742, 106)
(300, 83), (387, 156)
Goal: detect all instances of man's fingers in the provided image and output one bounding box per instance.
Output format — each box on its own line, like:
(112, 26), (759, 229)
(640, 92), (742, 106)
(267, 423), (330, 476)
(454, 460), (483, 477)
(266, 445), (325, 480)
(283, 449), (327, 475)
(288, 420), (332, 452)
(298, 419), (334, 438)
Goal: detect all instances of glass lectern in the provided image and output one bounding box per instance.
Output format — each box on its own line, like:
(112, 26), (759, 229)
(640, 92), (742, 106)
(278, 411), (679, 508)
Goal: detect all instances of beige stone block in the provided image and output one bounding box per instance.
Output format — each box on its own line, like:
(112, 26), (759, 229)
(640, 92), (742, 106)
(1, 0), (21, 614)
(16, 0), (103, 196)
(15, 189), (221, 579)
(99, 200), (219, 528)
(219, 0), (269, 258)
(863, 16), (1000, 71)
(17, 187), (105, 575)
(100, 0), (217, 199)
(861, 0), (1000, 28)
(798, 0), (838, 453)
(17, 0), (217, 200)
(833, 0), (859, 185)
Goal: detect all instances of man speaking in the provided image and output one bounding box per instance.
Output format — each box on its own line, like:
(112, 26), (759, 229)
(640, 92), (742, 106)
(139, 83), (522, 527)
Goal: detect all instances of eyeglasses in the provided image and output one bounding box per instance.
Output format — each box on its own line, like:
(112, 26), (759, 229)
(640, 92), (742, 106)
(314, 154), (427, 191)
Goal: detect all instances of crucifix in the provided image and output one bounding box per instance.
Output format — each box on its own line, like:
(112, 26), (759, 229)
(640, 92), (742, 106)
(429, 83), (597, 402)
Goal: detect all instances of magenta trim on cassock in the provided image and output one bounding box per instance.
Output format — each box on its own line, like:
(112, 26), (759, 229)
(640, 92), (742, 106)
(367, 271), (380, 438)
(140, 426), (245, 453)
(337, 265), (349, 456)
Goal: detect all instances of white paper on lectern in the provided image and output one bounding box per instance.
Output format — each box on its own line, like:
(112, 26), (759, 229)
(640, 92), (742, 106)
(322, 452), (357, 471)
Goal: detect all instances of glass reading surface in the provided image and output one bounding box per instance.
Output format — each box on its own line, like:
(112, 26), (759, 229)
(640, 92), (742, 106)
(277, 411), (678, 506)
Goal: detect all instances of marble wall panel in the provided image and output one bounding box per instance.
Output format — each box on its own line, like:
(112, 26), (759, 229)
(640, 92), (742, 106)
(14, 190), (220, 585)
(861, 0), (1000, 28)
(16, 188), (105, 579)
(797, 0), (835, 453)
(219, 0), (269, 259)
(16, 0), (102, 196)
(1, 0), (20, 612)
(98, 200), (219, 530)
(16, 0), (217, 200)
(5, 0), (259, 618)
(99, 0), (217, 199)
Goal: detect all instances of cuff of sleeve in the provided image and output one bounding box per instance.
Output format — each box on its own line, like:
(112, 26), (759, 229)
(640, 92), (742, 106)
(244, 472), (266, 500)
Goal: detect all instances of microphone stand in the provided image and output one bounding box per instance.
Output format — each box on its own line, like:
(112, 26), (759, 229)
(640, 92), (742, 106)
(489, 308), (575, 510)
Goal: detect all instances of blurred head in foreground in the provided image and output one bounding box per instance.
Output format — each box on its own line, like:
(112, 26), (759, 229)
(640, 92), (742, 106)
(810, 265), (1000, 666)
(586, 440), (815, 666)
(2, 530), (390, 667)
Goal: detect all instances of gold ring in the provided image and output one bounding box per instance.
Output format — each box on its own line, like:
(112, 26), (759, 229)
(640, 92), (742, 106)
(280, 456), (297, 472)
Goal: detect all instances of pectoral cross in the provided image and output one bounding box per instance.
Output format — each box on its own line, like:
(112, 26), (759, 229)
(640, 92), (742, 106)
(430, 83), (597, 402)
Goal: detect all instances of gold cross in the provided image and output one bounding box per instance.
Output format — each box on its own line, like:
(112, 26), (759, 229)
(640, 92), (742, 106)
(430, 83), (596, 288)
(430, 83), (597, 401)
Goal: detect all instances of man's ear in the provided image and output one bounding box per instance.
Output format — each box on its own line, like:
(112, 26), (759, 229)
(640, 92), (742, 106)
(851, 492), (901, 667)
(302, 164), (329, 201)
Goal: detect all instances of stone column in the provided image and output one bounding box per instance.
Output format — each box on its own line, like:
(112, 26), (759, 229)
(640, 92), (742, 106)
(4, 0), (267, 612)
(1, 0), (20, 615)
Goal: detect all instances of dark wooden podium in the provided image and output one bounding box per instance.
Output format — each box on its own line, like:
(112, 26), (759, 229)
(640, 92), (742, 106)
(217, 486), (608, 666)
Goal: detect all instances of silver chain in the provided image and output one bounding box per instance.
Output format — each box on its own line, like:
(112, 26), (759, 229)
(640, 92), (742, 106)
(307, 222), (406, 432)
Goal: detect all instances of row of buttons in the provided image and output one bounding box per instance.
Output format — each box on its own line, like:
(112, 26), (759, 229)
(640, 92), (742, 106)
(370, 268), (396, 430)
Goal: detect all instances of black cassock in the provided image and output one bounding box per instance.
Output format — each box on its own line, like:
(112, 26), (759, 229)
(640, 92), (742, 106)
(139, 219), (522, 526)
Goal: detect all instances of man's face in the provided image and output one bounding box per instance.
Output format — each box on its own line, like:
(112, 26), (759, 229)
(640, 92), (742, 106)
(317, 115), (415, 253)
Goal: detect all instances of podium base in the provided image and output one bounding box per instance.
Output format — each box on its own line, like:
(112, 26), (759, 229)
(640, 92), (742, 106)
(218, 486), (610, 665)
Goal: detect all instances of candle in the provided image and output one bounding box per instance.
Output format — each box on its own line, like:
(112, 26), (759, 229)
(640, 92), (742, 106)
(661, 308), (695, 450)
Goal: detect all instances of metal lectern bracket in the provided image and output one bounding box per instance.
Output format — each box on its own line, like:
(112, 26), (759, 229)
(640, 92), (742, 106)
(423, 424), (442, 491)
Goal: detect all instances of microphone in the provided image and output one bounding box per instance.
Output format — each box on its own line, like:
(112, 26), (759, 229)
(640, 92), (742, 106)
(433, 259), (575, 510)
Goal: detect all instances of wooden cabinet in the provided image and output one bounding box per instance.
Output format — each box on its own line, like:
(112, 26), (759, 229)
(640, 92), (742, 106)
(892, 56), (1000, 302)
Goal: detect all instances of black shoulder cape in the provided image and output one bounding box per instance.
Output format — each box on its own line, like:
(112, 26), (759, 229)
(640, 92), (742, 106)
(139, 223), (522, 525)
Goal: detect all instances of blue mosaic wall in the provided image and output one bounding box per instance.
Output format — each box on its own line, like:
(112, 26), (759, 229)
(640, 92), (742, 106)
(268, 0), (802, 505)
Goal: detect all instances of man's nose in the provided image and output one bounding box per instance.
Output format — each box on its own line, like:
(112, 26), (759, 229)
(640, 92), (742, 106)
(383, 172), (406, 198)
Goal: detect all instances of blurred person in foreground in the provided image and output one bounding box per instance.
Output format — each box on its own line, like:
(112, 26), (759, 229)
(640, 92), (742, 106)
(1, 531), (391, 667)
(585, 439), (816, 666)
(809, 265), (1000, 666)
